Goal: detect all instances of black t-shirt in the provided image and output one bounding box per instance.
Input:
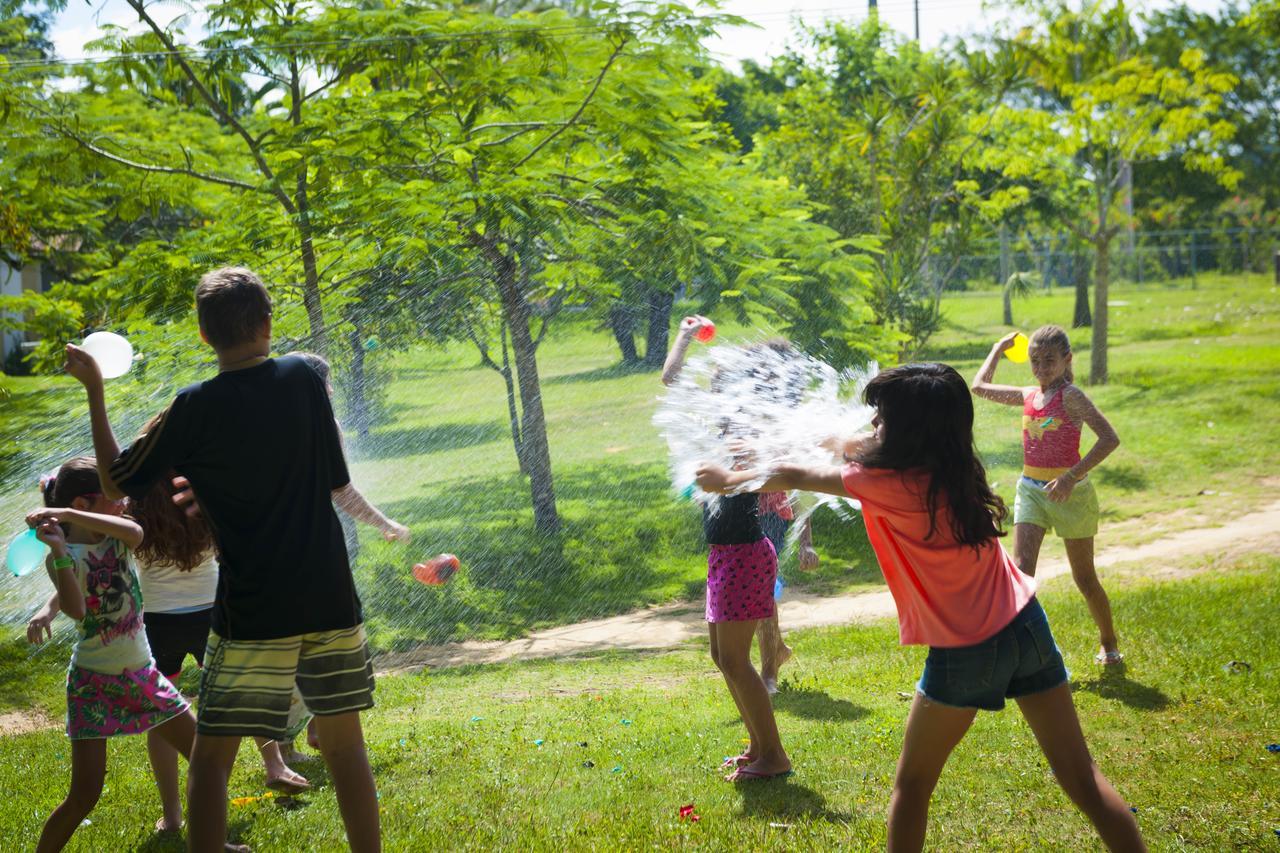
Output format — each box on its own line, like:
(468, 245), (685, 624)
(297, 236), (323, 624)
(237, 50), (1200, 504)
(111, 356), (357, 640)
(703, 493), (764, 546)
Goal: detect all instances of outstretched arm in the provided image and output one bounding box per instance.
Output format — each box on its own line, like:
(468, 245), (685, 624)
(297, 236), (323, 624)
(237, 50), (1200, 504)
(65, 344), (127, 500)
(332, 483), (411, 542)
(971, 334), (1026, 406)
(696, 462), (847, 498)
(660, 315), (712, 386)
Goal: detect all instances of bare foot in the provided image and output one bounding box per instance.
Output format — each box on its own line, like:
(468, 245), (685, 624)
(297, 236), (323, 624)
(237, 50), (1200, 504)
(225, 843), (251, 852)
(155, 816), (182, 833)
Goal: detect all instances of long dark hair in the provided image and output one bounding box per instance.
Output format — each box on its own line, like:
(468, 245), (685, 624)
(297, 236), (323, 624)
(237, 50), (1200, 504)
(126, 415), (214, 571)
(857, 363), (1007, 547)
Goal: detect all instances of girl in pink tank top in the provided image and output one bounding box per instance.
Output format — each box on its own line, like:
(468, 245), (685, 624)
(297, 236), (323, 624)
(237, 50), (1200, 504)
(695, 363), (1143, 852)
(972, 325), (1124, 665)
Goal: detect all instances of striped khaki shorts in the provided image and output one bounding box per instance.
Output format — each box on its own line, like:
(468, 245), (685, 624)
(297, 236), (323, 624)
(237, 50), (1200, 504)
(197, 625), (375, 739)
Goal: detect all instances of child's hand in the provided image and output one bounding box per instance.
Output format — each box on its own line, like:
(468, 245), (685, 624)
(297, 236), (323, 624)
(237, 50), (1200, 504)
(383, 521), (412, 543)
(29, 516), (67, 550)
(695, 464), (732, 493)
(994, 332), (1020, 353)
(64, 344), (104, 390)
(171, 476), (203, 520)
(26, 613), (53, 645)
(1045, 476), (1075, 503)
(678, 315), (712, 339)
(798, 546), (820, 570)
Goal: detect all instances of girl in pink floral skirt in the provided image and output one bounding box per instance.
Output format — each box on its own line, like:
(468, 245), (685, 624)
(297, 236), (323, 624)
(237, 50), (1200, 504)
(25, 457), (239, 853)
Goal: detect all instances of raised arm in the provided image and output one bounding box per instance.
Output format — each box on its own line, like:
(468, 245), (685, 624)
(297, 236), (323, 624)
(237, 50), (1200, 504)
(660, 315), (711, 386)
(65, 344), (126, 500)
(332, 483), (411, 542)
(27, 508), (144, 551)
(970, 334), (1026, 406)
(32, 521), (85, 621)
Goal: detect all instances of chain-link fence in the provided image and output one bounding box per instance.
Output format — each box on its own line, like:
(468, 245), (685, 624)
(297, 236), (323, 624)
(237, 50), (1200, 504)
(949, 227), (1280, 290)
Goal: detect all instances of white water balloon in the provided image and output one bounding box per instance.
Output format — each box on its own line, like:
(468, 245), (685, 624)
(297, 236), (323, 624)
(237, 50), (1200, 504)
(81, 332), (134, 380)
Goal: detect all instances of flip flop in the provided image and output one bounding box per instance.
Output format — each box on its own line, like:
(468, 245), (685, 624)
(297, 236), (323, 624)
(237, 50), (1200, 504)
(1094, 651), (1124, 666)
(266, 773), (312, 795)
(726, 766), (793, 782)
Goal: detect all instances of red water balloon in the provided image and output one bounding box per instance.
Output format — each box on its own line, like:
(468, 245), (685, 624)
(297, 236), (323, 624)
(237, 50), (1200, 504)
(413, 553), (460, 585)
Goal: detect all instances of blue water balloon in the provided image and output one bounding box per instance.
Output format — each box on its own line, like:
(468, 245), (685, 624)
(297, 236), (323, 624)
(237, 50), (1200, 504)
(6, 528), (49, 577)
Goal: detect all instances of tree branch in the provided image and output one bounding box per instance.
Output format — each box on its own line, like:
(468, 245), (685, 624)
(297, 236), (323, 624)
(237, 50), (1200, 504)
(124, 0), (297, 215)
(57, 125), (258, 192)
(511, 37), (628, 173)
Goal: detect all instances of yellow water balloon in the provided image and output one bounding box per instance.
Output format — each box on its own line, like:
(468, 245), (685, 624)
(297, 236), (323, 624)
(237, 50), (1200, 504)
(1004, 332), (1029, 363)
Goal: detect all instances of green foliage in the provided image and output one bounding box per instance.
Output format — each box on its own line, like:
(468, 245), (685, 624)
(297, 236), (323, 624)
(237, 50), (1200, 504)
(747, 20), (1031, 356)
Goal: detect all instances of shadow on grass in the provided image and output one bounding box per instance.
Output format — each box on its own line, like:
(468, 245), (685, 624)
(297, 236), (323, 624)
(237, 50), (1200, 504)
(1073, 666), (1172, 711)
(544, 361), (656, 385)
(1093, 464), (1150, 492)
(349, 421), (507, 461)
(772, 686), (869, 722)
(355, 463), (707, 650)
(736, 775), (852, 823)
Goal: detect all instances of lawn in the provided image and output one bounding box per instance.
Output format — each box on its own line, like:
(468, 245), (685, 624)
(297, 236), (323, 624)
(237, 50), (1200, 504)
(0, 556), (1275, 850)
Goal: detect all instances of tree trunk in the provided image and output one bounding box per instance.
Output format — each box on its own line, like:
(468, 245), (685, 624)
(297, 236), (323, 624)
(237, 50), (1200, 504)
(499, 320), (527, 475)
(642, 289), (674, 367)
(1072, 249), (1092, 327)
(1002, 286), (1014, 326)
(490, 244), (559, 533)
(998, 223), (1011, 287)
(1090, 236), (1111, 385)
(608, 303), (639, 364)
(347, 324), (370, 439)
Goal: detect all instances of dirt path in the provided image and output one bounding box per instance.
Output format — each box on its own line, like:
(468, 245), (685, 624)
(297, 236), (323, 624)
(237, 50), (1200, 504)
(380, 498), (1280, 674)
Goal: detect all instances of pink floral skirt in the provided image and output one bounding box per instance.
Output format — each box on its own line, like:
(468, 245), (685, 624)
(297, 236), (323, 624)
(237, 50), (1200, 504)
(66, 663), (190, 740)
(706, 538), (777, 623)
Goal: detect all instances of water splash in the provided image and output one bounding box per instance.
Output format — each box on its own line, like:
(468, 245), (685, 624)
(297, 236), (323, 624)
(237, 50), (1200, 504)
(652, 339), (876, 552)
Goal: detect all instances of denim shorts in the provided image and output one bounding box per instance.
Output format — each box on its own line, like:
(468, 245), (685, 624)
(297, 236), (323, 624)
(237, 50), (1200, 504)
(916, 598), (1069, 711)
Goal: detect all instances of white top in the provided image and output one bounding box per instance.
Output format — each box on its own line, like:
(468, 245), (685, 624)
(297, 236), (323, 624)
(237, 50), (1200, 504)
(138, 554), (219, 613)
(65, 537), (152, 673)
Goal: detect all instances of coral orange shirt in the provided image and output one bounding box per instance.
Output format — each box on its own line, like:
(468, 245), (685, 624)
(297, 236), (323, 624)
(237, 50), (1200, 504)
(842, 463), (1036, 647)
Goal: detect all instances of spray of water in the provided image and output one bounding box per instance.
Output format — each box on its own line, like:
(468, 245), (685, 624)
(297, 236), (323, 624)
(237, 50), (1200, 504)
(653, 339), (877, 555)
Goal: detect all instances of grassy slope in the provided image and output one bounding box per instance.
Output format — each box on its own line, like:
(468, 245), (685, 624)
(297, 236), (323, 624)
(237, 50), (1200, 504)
(0, 557), (1275, 850)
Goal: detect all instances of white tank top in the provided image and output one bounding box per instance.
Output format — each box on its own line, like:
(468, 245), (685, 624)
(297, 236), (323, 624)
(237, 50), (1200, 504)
(138, 554), (218, 613)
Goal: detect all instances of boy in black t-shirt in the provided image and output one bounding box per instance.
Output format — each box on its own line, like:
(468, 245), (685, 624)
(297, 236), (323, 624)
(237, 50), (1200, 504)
(74, 267), (381, 853)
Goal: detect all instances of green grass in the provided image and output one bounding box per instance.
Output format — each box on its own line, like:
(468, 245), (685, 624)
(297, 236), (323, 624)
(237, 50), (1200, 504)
(0, 557), (1275, 850)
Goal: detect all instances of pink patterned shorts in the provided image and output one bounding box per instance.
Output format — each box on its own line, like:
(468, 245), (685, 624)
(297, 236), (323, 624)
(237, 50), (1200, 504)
(66, 663), (190, 740)
(706, 538), (777, 623)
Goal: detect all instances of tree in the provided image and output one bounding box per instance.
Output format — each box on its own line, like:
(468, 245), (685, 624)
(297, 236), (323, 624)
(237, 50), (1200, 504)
(1011, 0), (1239, 383)
(748, 20), (1031, 355)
